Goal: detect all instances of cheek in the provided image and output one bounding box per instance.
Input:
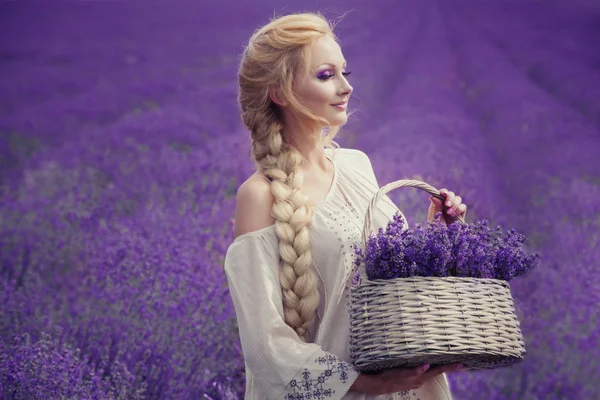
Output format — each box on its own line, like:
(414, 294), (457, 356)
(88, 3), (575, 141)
(300, 82), (335, 107)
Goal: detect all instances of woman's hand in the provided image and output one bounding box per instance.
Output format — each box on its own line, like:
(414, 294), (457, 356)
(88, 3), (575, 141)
(428, 188), (467, 226)
(366, 363), (463, 395)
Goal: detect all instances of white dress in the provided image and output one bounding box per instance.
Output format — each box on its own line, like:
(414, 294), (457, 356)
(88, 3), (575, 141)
(224, 147), (453, 400)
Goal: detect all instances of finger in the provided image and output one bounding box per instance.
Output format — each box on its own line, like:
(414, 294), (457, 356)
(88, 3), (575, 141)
(452, 196), (462, 209)
(447, 196), (462, 215)
(400, 364), (430, 378)
(429, 196), (442, 206)
(419, 363), (462, 382)
(385, 364), (430, 382)
(444, 191), (455, 208)
(438, 189), (450, 201)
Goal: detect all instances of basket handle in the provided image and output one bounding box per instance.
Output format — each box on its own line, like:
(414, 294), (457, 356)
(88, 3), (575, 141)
(352, 179), (468, 286)
(361, 179), (467, 248)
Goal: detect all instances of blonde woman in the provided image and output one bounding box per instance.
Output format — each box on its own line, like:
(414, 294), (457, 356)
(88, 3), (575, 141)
(224, 11), (468, 400)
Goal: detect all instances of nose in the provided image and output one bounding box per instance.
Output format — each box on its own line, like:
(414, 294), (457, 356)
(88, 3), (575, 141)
(340, 78), (353, 98)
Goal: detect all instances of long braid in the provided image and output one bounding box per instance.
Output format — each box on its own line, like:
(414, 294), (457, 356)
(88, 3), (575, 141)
(237, 12), (346, 343)
(242, 108), (320, 342)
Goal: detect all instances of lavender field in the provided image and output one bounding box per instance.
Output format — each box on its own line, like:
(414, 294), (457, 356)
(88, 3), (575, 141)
(1, 0), (598, 399)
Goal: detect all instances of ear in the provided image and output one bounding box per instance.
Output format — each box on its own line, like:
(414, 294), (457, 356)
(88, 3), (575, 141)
(268, 86), (287, 107)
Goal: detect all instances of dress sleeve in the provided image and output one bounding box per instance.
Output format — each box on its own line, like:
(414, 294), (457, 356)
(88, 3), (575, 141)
(223, 230), (361, 400)
(352, 149), (380, 188)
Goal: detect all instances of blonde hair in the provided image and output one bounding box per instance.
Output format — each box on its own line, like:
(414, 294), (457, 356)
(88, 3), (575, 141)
(237, 12), (347, 342)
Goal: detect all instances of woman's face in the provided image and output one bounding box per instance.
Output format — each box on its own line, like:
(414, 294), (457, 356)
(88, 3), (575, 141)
(293, 35), (353, 128)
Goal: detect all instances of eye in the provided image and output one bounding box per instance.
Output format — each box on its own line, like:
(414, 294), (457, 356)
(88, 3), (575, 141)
(318, 71), (352, 81)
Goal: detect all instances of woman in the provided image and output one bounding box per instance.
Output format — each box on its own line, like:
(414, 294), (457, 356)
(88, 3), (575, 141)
(224, 11), (468, 400)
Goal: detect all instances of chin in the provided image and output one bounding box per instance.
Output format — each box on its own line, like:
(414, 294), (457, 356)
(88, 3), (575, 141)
(318, 111), (347, 129)
(334, 115), (348, 126)
(327, 113), (347, 125)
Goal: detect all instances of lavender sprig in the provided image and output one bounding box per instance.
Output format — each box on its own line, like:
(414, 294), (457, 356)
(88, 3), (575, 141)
(354, 212), (541, 281)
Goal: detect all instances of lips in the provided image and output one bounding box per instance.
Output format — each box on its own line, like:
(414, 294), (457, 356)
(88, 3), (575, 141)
(331, 102), (347, 111)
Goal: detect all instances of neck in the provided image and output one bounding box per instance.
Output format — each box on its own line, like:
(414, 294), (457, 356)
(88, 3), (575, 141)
(279, 110), (330, 173)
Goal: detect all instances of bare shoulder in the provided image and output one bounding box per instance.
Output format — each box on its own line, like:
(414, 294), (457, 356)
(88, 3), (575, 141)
(234, 171), (275, 239)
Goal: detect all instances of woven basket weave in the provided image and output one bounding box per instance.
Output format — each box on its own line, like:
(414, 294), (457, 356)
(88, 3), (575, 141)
(349, 179), (526, 372)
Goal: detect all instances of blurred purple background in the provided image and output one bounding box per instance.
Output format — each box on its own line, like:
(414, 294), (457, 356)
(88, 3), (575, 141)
(1, 0), (598, 399)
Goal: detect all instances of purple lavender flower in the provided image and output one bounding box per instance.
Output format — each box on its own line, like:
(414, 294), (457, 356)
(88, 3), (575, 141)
(354, 212), (541, 281)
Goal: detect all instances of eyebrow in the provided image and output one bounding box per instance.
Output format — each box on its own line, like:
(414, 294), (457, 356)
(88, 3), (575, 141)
(318, 61), (347, 68)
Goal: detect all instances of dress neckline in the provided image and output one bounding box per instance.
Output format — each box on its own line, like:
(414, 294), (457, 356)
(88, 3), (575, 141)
(312, 150), (338, 208)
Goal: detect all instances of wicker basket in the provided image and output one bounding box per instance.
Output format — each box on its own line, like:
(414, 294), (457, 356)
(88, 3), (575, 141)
(349, 179), (526, 372)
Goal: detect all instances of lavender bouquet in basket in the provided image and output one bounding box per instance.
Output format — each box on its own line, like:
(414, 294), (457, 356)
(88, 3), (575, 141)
(352, 212), (541, 283)
(348, 179), (542, 373)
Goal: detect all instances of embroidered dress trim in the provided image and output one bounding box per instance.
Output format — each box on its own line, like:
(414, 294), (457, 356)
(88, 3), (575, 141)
(281, 351), (358, 400)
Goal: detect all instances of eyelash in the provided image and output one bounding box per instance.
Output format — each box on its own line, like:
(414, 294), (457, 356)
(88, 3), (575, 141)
(318, 71), (352, 81)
